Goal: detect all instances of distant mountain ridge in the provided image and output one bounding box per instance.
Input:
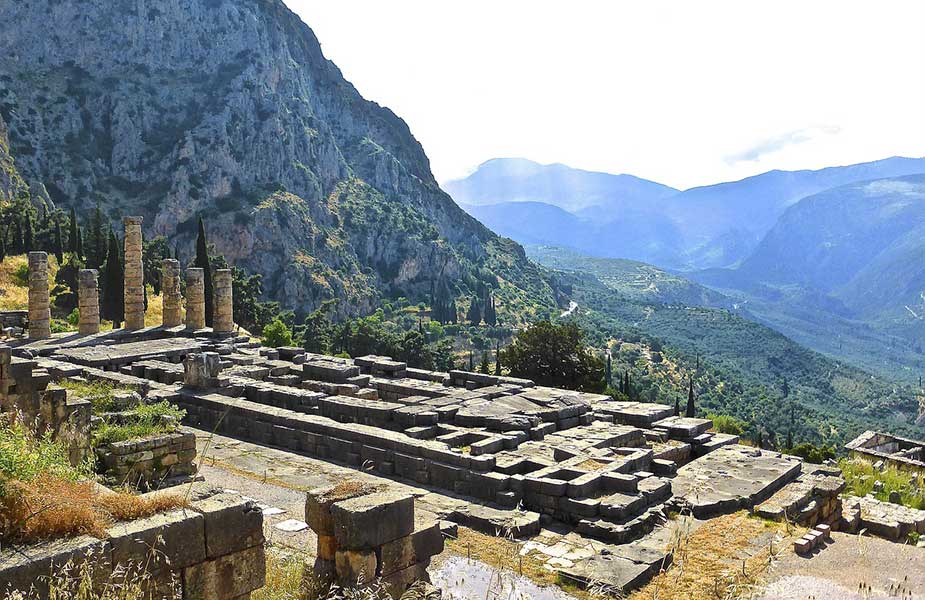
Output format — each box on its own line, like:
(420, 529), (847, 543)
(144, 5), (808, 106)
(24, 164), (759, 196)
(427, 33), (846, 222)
(448, 156), (925, 270)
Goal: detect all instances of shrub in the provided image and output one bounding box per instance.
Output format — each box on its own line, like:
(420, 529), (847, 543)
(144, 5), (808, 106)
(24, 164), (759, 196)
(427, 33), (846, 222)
(708, 414), (747, 436)
(840, 458), (925, 510)
(12, 262), (29, 286)
(262, 317), (294, 348)
(788, 442), (836, 464)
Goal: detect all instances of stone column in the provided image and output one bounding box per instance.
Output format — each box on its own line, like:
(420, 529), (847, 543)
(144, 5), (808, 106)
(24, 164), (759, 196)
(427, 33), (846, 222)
(27, 252), (51, 339)
(185, 268), (206, 330)
(213, 268), (234, 334)
(122, 216), (145, 330)
(77, 269), (100, 335)
(161, 259), (182, 328)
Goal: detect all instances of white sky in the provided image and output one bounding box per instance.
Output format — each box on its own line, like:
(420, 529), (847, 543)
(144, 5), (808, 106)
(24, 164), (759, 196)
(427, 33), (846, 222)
(290, 0), (925, 190)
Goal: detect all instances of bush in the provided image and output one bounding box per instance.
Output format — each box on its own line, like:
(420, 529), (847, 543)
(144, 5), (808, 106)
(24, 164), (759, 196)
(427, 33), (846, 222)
(262, 317), (294, 348)
(12, 262), (29, 286)
(708, 414), (747, 436)
(788, 442), (836, 464)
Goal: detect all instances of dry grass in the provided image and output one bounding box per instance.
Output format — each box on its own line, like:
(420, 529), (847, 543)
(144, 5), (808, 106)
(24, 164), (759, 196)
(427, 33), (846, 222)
(576, 458), (610, 471)
(0, 254), (31, 311)
(1, 475), (187, 544)
(627, 512), (801, 600)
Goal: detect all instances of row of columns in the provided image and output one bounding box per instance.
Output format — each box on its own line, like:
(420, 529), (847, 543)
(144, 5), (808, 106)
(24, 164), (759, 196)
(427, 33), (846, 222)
(26, 216), (234, 339)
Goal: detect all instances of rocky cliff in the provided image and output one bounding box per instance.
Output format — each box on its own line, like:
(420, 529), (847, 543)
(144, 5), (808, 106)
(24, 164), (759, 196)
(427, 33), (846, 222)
(0, 0), (555, 318)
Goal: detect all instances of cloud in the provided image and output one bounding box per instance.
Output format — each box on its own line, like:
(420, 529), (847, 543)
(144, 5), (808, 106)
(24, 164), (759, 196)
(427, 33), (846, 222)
(726, 125), (842, 164)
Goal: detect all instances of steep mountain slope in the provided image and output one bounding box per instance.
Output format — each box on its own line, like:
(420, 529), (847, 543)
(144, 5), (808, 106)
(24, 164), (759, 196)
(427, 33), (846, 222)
(728, 175), (925, 319)
(0, 0), (556, 319)
(444, 158), (679, 218)
(691, 175), (925, 383)
(665, 157), (925, 268)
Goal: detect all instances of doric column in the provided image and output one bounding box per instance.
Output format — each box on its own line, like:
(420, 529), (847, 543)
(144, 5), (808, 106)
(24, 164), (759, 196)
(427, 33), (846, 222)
(77, 269), (100, 335)
(212, 268), (234, 334)
(185, 268), (206, 330)
(27, 252), (51, 339)
(161, 259), (182, 328)
(122, 216), (145, 330)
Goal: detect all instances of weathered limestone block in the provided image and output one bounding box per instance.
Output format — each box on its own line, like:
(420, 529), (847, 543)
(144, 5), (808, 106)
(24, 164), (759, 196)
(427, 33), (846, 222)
(106, 509), (206, 573)
(305, 483), (379, 537)
(0, 535), (112, 596)
(27, 251), (51, 339)
(122, 216), (145, 330)
(182, 544), (266, 600)
(334, 549), (377, 585)
(191, 493), (264, 558)
(77, 269), (101, 334)
(161, 259), (183, 328)
(331, 491), (415, 550)
(185, 268), (206, 330)
(379, 516), (444, 577)
(183, 352), (223, 389)
(212, 268), (234, 334)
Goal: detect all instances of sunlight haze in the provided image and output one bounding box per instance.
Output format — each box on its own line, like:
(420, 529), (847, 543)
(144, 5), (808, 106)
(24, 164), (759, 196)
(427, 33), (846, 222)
(291, 0), (925, 189)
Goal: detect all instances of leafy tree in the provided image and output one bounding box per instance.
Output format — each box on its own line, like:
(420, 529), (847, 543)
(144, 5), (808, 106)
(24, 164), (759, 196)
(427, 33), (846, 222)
(300, 300), (336, 354)
(708, 413), (747, 436)
(195, 217), (214, 326)
(53, 253), (84, 313)
(232, 267), (280, 334)
(262, 318), (294, 348)
(100, 230), (124, 327)
(502, 320), (605, 392)
(142, 236), (172, 295)
(788, 442), (835, 464)
(23, 215), (34, 252)
(68, 207), (79, 253)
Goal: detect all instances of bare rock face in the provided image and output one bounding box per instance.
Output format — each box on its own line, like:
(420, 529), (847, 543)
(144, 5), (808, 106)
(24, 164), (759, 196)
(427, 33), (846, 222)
(0, 0), (555, 318)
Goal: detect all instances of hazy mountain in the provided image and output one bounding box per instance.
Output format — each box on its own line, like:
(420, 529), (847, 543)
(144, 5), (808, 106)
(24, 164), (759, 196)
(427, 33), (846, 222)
(666, 156), (925, 268)
(462, 200), (684, 266)
(449, 156), (925, 270)
(0, 0), (555, 319)
(444, 158), (679, 218)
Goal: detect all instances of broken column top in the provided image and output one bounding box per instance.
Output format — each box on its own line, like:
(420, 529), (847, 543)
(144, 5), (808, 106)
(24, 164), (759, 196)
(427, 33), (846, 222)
(122, 215), (143, 226)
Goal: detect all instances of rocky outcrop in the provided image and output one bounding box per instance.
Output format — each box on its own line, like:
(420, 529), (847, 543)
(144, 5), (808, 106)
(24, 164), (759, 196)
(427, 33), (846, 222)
(0, 0), (555, 317)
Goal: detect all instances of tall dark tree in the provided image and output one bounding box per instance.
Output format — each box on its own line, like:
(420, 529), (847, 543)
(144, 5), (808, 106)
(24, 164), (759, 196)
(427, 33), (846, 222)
(479, 352), (491, 375)
(466, 295), (482, 325)
(68, 207), (79, 253)
(674, 396), (680, 417)
(468, 351), (474, 371)
(86, 202), (107, 268)
(53, 221), (64, 263)
(605, 352), (612, 387)
(75, 226), (84, 258)
(483, 293), (497, 326)
(23, 216), (34, 252)
(195, 217), (214, 326)
(0, 229), (6, 263)
(494, 341), (502, 376)
(100, 230), (124, 328)
(686, 378), (696, 418)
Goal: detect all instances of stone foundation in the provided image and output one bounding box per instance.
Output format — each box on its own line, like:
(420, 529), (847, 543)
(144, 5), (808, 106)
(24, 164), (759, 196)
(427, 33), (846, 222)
(304, 484), (443, 598)
(96, 430), (197, 489)
(0, 488), (266, 599)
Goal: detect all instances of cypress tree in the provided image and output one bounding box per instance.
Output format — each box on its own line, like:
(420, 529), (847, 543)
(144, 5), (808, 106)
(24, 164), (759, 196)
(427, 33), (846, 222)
(76, 226), (84, 258)
(786, 429), (793, 450)
(605, 352), (612, 387)
(101, 230), (124, 328)
(195, 217), (214, 326)
(494, 341), (501, 376)
(686, 378), (695, 417)
(674, 396), (680, 416)
(479, 352), (491, 374)
(87, 202), (106, 268)
(483, 293), (497, 326)
(449, 299), (458, 324)
(23, 217), (34, 252)
(11, 220), (23, 254)
(68, 207), (79, 253)
(0, 229), (6, 263)
(54, 221), (64, 263)
(467, 295), (481, 325)
(468, 351), (474, 371)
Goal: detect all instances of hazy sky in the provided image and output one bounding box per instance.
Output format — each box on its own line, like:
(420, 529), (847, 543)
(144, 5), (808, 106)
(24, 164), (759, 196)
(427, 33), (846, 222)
(291, 1), (925, 190)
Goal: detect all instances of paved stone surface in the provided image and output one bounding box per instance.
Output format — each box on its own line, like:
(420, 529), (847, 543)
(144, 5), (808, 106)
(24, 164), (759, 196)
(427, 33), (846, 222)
(761, 531), (925, 599)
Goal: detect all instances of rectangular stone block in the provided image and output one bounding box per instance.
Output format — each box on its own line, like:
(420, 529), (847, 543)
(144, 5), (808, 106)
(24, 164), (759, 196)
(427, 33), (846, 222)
(107, 509), (205, 572)
(192, 493), (264, 558)
(182, 544), (266, 600)
(334, 549), (377, 585)
(331, 491), (415, 550)
(379, 517), (444, 577)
